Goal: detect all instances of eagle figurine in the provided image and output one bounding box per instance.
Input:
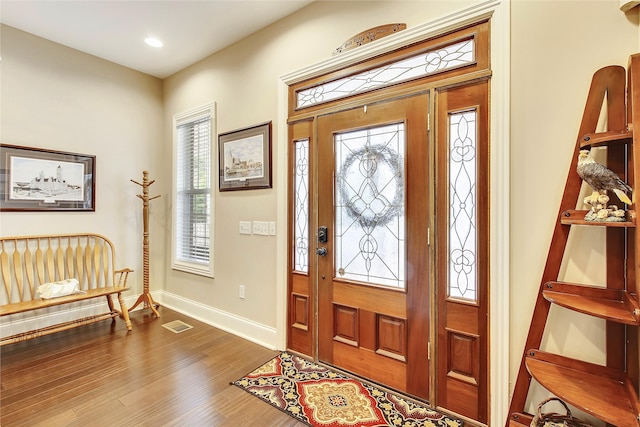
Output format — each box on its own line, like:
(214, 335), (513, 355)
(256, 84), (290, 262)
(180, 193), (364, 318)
(577, 149), (632, 205)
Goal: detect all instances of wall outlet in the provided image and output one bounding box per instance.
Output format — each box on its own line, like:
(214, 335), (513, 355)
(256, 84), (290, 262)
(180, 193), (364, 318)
(239, 284), (245, 299)
(269, 221), (276, 236)
(239, 221), (252, 235)
(253, 221), (269, 235)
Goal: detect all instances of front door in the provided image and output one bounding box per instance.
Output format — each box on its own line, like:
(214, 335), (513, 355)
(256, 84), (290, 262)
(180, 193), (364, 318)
(316, 93), (431, 399)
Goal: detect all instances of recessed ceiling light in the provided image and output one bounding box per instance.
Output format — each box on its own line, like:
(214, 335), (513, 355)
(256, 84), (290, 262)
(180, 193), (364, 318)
(145, 37), (163, 48)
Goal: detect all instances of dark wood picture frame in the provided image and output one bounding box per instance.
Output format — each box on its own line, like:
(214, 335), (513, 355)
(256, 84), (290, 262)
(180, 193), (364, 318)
(0, 144), (96, 212)
(218, 121), (272, 191)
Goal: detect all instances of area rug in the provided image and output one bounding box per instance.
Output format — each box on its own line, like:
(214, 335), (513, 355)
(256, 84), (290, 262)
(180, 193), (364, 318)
(232, 352), (463, 427)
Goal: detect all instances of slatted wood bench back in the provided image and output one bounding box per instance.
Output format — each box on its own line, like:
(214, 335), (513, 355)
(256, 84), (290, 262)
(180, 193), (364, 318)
(1, 234), (120, 303)
(0, 233), (132, 345)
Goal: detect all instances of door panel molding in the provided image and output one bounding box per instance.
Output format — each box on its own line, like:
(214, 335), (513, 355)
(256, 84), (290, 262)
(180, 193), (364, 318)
(447, 330), (479, 384)
(291, 293), (309, 331)
(377, 314), (407, 362)
(333, 304), (359, 346)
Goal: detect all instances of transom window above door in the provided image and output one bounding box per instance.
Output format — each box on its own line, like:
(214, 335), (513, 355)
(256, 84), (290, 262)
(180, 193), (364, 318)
(295, 37), (475, 109)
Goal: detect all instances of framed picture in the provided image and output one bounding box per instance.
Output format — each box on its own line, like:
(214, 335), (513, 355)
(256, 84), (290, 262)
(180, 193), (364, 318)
(218, 121), (272, 191)
(0, 144), (96, 211)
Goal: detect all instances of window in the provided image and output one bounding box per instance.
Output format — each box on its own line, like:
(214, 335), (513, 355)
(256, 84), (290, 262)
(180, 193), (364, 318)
(293, 138), (309, 273)
(172, 103), (215, 277)
(448, 109), (477, 301)
(296, 37), (475, 109)
(334, 123), (406, 289)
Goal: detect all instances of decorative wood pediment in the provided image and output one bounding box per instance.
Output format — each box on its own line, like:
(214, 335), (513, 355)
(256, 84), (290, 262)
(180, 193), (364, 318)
(333, 23), (406, 55)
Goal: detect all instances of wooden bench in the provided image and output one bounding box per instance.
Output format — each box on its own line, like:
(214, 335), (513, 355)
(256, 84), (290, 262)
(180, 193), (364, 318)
(0, 233), (132, 346)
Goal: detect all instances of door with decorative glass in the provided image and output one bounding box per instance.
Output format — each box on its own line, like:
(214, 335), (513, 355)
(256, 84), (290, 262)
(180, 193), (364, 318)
(286, 18), (490, 423)
(316, 94), (431, 399)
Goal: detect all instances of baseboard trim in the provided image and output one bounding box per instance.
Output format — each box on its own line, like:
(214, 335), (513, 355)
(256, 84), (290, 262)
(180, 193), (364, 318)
(153, 291), (279, 351)
(1, 291), (279, 351)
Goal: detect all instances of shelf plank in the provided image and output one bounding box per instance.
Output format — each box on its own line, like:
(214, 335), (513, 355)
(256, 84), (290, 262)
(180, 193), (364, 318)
(508, 412), (532, 426)
(543, 282), (639, 325)
(560, 209), (636, 227)
(580, 129), (633, 148)
(525, 350), (640, 427)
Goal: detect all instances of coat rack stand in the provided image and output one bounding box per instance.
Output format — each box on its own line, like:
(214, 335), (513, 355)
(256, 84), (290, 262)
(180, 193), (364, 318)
(129, 170), (161, 317)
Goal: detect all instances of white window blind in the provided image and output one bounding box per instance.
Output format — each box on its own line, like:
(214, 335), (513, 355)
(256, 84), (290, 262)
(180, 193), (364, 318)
(173, 103), (214, 276)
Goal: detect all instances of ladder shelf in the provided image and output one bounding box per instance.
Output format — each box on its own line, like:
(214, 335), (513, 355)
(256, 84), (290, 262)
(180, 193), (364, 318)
(581, 129), (633, 148)
(542, 281), (639, 325)
(560, 209), (636, 226)
(508, 413), (533, 426)
(507, 54), (640, 427)
(525, 350), (640, 427)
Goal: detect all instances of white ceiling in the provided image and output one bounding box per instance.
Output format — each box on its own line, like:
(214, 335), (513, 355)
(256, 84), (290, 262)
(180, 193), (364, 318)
(0, 0), (314, 79)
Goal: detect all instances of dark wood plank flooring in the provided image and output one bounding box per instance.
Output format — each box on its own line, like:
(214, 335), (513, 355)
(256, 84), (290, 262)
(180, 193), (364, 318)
(1, 307), (306, 427)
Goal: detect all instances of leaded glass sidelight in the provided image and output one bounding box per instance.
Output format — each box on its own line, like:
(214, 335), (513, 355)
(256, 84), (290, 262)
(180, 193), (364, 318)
(448, 110), (478, 301)
(297, 38), (475, 109)
(294, 139), (309, 273)
(334, 124), (405, 288)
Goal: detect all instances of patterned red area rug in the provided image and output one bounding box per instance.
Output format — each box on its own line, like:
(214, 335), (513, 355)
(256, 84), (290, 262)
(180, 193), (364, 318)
(232, 352), (463, 427)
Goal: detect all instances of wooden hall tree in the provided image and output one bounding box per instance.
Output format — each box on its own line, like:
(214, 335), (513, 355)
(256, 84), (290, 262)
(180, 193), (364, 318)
(507, 54), (640, 427)
(129, 171), (161, 317)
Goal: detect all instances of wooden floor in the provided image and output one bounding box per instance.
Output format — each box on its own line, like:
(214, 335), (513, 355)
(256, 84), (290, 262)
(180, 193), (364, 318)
(0, 307), (307, 427)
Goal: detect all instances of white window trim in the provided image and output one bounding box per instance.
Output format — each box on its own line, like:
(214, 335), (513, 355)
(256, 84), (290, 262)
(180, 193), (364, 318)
(172, 102), (216, 278)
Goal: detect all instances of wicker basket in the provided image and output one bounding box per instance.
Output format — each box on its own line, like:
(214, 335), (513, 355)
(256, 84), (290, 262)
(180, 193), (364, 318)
(530, 398), (593, 427)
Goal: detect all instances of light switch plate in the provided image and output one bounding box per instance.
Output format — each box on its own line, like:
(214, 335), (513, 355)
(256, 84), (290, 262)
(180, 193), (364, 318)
(253, 221), (269, 235)
(239, 221), (252, 235)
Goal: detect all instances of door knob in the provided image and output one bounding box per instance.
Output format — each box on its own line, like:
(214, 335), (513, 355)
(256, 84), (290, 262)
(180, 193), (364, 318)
(316, 247), (328, 256)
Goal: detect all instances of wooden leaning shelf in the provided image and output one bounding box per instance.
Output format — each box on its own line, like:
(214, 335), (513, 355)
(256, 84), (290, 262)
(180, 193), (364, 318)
(507, 54), (640, 427)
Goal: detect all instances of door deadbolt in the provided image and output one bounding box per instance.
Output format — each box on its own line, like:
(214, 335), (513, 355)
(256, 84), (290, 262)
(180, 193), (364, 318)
(318, 226), (328, 243)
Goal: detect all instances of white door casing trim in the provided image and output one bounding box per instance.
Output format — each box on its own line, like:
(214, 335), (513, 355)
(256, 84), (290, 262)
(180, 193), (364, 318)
(276, 1), (510, 425)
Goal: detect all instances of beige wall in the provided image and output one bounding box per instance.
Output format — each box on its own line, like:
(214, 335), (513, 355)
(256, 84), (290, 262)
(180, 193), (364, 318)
(161, 0), (478, 331)
(0, 25), (164, 301)
(1, 0), (638, 424)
